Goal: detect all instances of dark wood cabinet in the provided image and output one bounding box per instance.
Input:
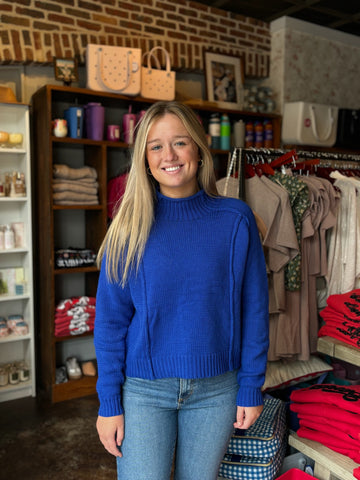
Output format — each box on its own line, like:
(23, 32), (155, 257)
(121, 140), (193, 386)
(31, 85), (282, 402)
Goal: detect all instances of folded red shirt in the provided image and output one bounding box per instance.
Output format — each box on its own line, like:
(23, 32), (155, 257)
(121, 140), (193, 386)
(290, 401), (360, 427)
(326, 289), (360, 320)
(290, 384), (360, 414)
(297, 426), (360, 463)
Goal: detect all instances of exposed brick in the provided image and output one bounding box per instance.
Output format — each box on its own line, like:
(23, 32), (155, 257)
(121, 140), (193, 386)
(92, 14), (117, 26)
(78, 0), (102, 12)
(65, 8), (91, 20)
(44, 33), (51, 46)
(35, 1), (61, 12)
(120, 19), (144, 32)
(62, 33), (70, 48)
(48, 14), (75, 25)
(22, 29), (31, 45)
(77, 19), (102, 31)
(0, 4), (12, 13)
(104, 7), (129, 18)
(1, 14), (30, 27)
(104, 26), (129, 36)
(188, 18), (207, 28)
(157, 19), (179, 30)
(118, 1), (140, 12)
(33, 20), (59, 31)
(132, 13), (154, 25)
(178, 7), (198, 18)
(143, 7), (164, 18)
(167, 30), (187, 40)
(156, 1), (176, 12)
(0, 31), (10, 45)
(25, 47), (34, 61)
(11, 30), (22, 61)
(16, 6), (44, 19)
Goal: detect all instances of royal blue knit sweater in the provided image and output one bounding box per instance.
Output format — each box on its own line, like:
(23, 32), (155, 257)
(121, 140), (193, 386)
(94, 190), (269, 417)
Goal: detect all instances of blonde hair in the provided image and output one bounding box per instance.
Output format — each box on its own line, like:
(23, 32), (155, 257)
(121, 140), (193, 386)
(97, 101), (218, 285)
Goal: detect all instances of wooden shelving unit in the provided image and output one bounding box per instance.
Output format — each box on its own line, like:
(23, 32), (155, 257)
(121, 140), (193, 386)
(31, 85), (282, 403)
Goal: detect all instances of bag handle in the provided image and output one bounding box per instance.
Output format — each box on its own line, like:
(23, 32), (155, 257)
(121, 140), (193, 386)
(223, 149), (240, 197)
(146, 46), (172, 73)
(310, 105), (335, 142)
(142, 51), (161, 70)
(98, 47), (132, 92)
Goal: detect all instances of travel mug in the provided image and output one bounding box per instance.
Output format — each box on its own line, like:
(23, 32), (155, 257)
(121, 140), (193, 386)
(85, 103), (105, 141)
(64, 107), (84, 139)
(122, 105), (137, 145)
(107, 125), (120, 141)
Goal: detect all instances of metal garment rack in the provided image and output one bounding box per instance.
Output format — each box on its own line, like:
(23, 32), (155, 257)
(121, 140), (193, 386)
(229, 147), (360, 200)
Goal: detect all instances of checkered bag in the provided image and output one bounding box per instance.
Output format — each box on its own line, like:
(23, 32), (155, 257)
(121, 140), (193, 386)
(227, 398), (287, 458)
(218, 437), (287, 480)
(218, 398), (288, 480)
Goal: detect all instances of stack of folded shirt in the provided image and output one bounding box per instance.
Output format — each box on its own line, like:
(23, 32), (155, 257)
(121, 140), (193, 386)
(53, 164), (99, 205)
(318, 288), (360, 349)
(290, 383), (360, 465)
(54, 296), (96, 337)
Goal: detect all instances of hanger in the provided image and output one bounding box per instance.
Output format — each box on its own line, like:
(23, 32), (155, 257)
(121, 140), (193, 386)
(269, 149), (298, 169)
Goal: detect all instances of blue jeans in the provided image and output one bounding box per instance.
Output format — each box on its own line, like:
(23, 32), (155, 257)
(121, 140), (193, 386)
(117, 371), (238, 480)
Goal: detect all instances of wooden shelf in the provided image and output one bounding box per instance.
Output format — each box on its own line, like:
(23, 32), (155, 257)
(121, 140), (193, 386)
(32, 84), (282, 403)
(289, 433), (357, 480)
(317, 336), (360, 367)
(52, 375), (97, 403)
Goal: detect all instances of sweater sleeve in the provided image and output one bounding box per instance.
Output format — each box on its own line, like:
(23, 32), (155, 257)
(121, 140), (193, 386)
(94, 255), (135, 416)
(235, 205), (269, 407)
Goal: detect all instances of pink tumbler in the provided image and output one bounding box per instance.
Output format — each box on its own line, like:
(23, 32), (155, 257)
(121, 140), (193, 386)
(122, 105), (137, 145)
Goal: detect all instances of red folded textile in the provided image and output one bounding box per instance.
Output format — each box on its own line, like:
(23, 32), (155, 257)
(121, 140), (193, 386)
(354, 466), (360, 479)
(326, 289), (360, 320)
(290, 402), (360, 427)
(318, 323), (360, 349)
(290, 384), (360, 414)
(320, 306), (360, 326)
(55, 296), (96, 312)
(299, 416), (360, 448)
(297, 426), (360, 463)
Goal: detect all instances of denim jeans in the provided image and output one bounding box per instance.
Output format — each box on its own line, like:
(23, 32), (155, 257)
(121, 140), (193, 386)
(117, 370), (238, 480)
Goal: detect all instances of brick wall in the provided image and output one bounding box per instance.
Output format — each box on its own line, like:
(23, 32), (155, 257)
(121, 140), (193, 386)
(0, 0), (271, 77)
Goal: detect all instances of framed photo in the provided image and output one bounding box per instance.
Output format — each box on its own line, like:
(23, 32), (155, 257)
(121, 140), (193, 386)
(203, 51), (244, 109)
(53, 57), (78, 86)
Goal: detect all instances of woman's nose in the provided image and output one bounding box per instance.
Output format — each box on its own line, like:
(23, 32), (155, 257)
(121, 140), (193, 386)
(163, 144), (176, 160)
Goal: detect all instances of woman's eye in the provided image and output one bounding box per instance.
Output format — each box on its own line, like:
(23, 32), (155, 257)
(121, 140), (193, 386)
(150, 144), (162, 151)
(175, 141), (186, 146)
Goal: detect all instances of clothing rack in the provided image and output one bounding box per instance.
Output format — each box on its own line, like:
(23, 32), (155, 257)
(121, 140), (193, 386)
(229, 147), (360, 200)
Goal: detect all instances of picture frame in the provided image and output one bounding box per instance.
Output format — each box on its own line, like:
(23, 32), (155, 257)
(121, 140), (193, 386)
(203, 51), (244, 109)
(53, 57), (78, 86)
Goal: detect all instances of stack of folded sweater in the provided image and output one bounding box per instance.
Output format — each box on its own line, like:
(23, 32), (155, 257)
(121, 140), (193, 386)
(318, 288), (360, 349)
(218, 397), (287, 480)
(53, 164), (99, 205)
(54, 296), (96, 337)
(290, 383), (360, 465)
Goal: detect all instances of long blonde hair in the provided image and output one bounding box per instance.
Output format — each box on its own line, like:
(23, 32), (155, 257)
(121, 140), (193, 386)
(97, 101), (218, 285)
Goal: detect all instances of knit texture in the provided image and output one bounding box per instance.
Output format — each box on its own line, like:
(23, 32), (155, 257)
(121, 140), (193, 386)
(94, 190), (269, 416)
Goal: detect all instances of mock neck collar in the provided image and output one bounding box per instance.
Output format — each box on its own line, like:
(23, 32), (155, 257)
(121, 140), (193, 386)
(155, 189), (213, 220)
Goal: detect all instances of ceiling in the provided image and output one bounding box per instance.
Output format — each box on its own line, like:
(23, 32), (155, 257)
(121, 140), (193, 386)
(196, 0), (360, 37)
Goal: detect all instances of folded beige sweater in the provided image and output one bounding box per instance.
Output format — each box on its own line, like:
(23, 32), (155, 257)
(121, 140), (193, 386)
(53, 181), (98, 196)
(53, 191), (99, 204)
(53, 164), (98, 180)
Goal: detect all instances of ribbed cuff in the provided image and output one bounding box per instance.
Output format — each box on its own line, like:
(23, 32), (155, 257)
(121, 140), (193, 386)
(236, 386), (264, 407)
(98, 395), (124, 417)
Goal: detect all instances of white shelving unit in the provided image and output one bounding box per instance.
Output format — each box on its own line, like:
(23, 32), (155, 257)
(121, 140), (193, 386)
(0, 102), (35, 402)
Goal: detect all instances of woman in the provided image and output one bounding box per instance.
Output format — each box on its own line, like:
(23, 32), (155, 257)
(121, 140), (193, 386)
(94, 101), (269, 480)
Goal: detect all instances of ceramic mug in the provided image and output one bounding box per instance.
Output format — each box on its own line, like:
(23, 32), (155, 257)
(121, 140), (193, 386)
(52, 119), (68, 138)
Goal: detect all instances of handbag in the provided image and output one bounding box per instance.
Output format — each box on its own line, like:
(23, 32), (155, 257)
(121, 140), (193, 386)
(335, 108), (360, 149)
(281, 101), (338, 147)
(86, 44), (141, 96)
(141, 46), (175, 101)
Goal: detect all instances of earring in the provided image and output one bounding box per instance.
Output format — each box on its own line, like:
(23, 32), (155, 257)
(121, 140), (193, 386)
(147, 167), (152, 175)
(198, 159), (203, 167)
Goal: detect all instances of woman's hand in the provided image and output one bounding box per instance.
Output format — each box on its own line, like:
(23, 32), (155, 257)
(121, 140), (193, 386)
(96, 414), (124, 457)
(233, 405), (263, 430)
